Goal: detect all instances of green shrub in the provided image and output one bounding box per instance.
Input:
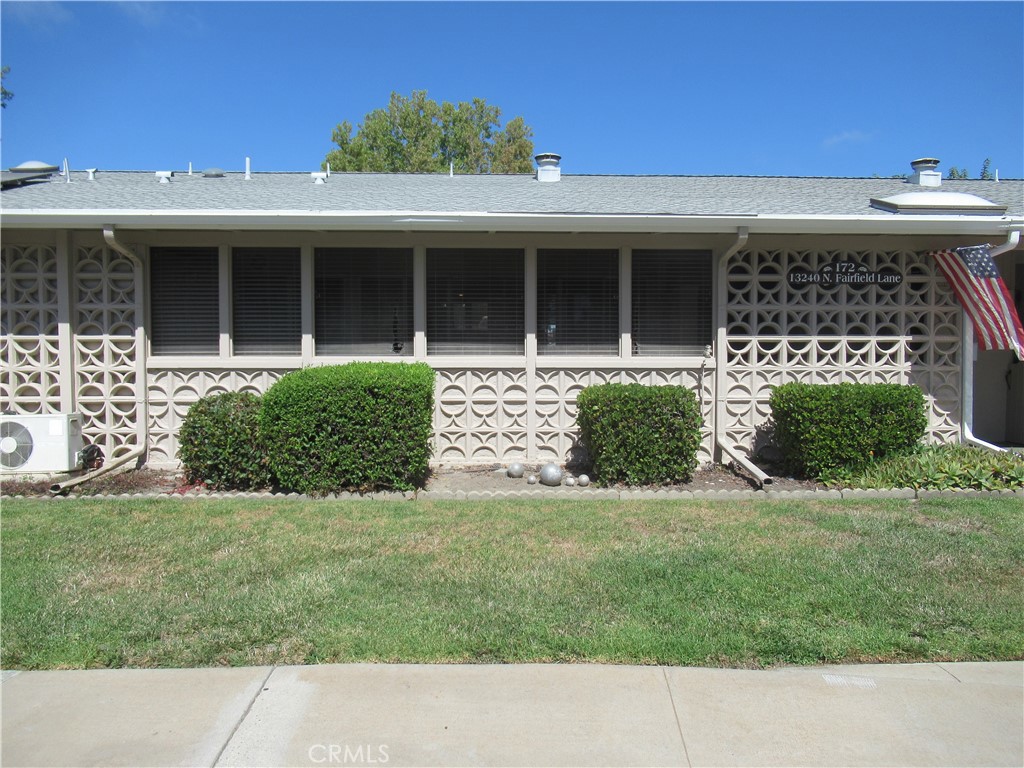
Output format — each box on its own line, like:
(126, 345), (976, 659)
(576, 383), (702, 486)
(768, 382), (928, 480)
(259, 362), (434, 495)
(830, 444), (1024, 490)
(178, 391), (273, 490)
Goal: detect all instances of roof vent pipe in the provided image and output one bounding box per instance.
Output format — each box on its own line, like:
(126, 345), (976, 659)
(909, 157), (941, 188)
(535, 153), (561, 183)
(245, 156), (251, 180)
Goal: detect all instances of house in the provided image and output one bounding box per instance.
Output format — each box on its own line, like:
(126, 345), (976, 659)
(2, 154), (1022, 478)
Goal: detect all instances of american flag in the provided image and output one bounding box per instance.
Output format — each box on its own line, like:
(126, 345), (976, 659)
(930, 244), (1024, 360)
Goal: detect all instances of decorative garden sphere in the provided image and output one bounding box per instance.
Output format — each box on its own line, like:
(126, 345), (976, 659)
(577, 474), (590, 487)
(507, 462), (525, 479)
(526, 475), (538, 485)
(564, 476), (577, 487)
(539, 463), (563, 486)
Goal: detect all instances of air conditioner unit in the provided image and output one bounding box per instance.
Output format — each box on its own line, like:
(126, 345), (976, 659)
(0, 413), (86, 474)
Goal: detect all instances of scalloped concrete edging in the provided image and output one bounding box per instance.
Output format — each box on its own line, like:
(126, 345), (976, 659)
(12, 487), (1024, 502)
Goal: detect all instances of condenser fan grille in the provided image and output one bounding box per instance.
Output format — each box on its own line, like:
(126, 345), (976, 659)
(0, 421), (35, 469)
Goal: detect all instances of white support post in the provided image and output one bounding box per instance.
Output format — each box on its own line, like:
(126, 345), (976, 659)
(133, 240), (148, 451)
(56, 231), (75, 414)
(413, 246), (427, 359)
(620, 248), (632, 362)
(525, 247), (538, 460)
(301, 244), (314, 361)
(218, 245), (231, 358)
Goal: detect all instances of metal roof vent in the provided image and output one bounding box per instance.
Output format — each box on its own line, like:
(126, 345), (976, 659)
(311, 172), (328, 184)
(535, 153), (561, 183)
(909, 157), (942, 187)
(86, 168), (97, 181)
(202, 168), (225, 178)
(155, 171), (173, 184)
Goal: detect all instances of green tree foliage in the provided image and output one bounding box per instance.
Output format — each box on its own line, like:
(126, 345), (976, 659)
(946, 159), (994, 180)
(324, 90), (535, 174)
(1, 66), (12, 109)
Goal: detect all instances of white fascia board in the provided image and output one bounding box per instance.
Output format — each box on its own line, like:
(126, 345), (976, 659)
(2, 209), (1021, 236)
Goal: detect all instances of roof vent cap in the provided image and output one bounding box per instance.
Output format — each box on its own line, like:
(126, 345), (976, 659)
(202, 167), (225, 178)
(311, 172), (328, 184)
(535, 153), (561, 183)
(155, 171), (173, 184)
(909, 157), (941, 187)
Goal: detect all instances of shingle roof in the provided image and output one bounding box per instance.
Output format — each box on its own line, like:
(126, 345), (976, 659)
(3, 170), (1021, 219)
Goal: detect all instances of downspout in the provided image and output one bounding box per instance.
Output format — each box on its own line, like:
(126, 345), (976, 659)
(52, 229), (149, 495)
(960, 228), (1021, 452)
(714, 228), (773, 487)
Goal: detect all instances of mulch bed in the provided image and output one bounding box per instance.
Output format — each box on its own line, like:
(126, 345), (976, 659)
(1, 461), (821, 498)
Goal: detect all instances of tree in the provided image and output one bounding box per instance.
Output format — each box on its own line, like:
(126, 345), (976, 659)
(1, 66), (12, 109)
(324, 91), (535, 174)
(946, 160), (994, 180)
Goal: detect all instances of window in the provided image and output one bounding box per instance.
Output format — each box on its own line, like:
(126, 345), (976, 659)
(427, 249), (524, 354)
(632, 250), (712, 355)
(315, 248), (413, 355)
(232, 247), (301, 355)
(537, 249), (618, 355)
(149, 247), (219, 355)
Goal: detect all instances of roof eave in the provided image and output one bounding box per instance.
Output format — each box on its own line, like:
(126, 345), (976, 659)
(2, 209), (1022, 236)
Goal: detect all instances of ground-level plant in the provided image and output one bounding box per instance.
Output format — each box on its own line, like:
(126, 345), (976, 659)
(576, 383), (702, 486)
(178, 391), (273, 491)
(259, 362), (434, 494)
(769, 382), (928, 480)
(828, 444), (1024, 491)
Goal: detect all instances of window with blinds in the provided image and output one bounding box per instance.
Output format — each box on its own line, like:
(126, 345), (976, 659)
(427, 249), (524, 355)
(232, 247), (301, 355)
(537, 249), (619, 355)
(149, 247), (219, 355)
(632, 250), (712, 355)
(315, 248), (413, 355)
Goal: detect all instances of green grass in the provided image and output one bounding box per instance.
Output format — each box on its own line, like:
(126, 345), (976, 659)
(2, 497), (1022, 670)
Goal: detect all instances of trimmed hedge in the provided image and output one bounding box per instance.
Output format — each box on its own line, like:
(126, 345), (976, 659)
(576, 383), (702, 486)
(769, 382), (928, 479)
(259, 362), (435, 494)
(178, 391), (273, 490)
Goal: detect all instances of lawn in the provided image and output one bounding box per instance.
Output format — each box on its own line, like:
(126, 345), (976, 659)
(1, 496), (1021, 670)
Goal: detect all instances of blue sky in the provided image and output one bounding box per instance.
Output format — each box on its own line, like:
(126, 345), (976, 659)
(1, 1), (1022, 178)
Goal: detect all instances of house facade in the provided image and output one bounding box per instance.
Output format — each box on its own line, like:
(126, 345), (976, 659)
(2, 156), (1022, 474)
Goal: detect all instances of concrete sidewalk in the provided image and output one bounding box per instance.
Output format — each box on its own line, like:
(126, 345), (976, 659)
(2, 662), (1022, 767)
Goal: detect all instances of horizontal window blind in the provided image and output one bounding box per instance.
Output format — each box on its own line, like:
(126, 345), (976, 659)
(537, 249), (619, 355)
(632, 250), (712, 355)
(232, 248), (301, 355)
(427, 249), (524, 355)
(149, 247), (219, 355)
(315, 248), (413, 356)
